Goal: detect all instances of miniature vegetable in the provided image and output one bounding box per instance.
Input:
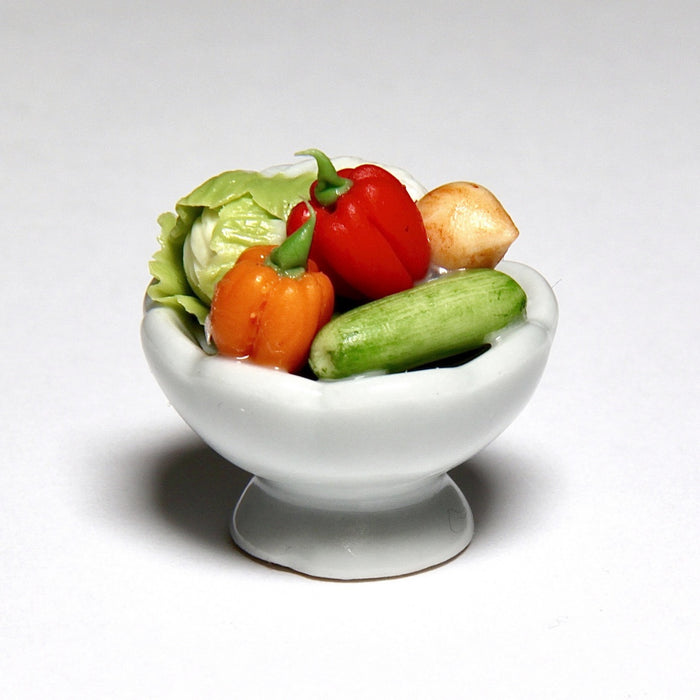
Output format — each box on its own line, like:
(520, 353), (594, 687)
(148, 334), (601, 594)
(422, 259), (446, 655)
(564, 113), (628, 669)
(286, 149), (430, 299)
(309, 268), (526, 379)
(417, 182), (519, 270)
(148, 169), (315, 324)
(209, 206), (334, 373)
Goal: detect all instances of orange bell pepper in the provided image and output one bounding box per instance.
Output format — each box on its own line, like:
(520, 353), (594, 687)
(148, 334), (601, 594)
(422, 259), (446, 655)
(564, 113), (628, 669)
(209, 206), (334, 373)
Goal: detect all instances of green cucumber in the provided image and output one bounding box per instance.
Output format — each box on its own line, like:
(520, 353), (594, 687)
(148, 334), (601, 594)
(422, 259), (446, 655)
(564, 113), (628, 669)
(309, 268), (527, 379)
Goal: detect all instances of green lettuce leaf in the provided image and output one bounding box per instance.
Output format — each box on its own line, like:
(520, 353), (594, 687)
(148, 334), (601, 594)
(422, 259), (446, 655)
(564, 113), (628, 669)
(147, 169), (314, 325)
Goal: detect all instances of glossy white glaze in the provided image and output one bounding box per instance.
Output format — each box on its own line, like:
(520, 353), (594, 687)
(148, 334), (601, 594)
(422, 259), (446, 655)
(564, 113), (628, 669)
(141, 260), (557, 578)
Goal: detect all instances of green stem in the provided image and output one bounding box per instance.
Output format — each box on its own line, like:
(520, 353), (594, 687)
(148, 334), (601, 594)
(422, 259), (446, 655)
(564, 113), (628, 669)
(296, 148), (353, 207)
(268, 203), (316, 277)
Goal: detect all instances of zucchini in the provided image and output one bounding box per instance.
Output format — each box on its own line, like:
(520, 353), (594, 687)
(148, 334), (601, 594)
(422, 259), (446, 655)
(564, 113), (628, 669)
(309, 268), (526, 379)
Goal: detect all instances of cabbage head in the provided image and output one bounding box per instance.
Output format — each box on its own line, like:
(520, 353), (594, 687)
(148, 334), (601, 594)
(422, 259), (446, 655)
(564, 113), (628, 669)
(147, 169), (314, 325)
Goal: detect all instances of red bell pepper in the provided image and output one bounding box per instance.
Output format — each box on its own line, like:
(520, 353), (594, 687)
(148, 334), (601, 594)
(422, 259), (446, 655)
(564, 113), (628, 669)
(286, 149), (430, 299)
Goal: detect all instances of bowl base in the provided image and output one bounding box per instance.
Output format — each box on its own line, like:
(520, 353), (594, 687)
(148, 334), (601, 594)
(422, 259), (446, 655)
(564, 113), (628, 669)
(231, 474), (473, 580)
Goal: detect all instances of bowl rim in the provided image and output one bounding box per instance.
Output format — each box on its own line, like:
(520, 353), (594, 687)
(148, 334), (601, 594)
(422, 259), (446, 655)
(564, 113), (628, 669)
(141, 260), (558, 407)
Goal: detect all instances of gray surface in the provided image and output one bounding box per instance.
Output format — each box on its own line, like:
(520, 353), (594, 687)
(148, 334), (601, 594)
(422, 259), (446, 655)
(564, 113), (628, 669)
(2, 1), (698, 697)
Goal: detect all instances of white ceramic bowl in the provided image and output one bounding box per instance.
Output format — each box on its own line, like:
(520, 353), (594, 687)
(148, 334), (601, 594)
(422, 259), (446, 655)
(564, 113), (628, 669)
(141, 260), (558, 579)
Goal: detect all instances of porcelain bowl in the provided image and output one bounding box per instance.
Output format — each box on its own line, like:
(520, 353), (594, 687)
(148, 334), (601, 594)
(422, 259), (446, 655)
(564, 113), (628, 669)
(141, 261), (557, 579)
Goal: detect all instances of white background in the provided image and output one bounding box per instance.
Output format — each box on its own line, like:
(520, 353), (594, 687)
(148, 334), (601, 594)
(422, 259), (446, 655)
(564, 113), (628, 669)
(2, 1), (698, 697)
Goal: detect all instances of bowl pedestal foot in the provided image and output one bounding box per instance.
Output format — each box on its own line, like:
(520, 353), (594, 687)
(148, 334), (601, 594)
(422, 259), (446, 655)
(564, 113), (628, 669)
(231, 473), (474, 580)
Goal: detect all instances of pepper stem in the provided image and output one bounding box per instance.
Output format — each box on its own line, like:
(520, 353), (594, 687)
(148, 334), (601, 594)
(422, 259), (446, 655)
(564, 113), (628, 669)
(268, 203), (316, 277)
(296, 148), (353, 207)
